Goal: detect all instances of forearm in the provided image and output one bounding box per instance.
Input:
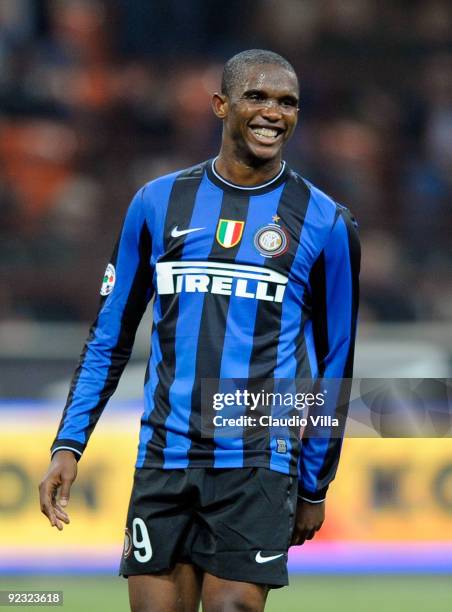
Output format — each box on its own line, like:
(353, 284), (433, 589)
(51, 325), (136, 457)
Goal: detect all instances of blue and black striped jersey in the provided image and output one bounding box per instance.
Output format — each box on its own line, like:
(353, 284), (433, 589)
(51, 158), (360, 502)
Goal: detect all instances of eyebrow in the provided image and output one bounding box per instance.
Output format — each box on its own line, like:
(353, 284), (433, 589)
(242, 88), (299, 104)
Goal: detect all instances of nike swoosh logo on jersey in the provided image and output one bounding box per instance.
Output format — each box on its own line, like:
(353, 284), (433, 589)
(255, 551), (284, 564)
(171, 226), (204, 238)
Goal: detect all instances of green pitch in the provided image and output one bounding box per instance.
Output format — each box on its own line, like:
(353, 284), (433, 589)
(1, 575), (452, 611)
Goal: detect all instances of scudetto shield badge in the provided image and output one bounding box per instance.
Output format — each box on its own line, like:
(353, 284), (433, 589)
(254, 224), (289, 258)
(216, 219), (245, 248)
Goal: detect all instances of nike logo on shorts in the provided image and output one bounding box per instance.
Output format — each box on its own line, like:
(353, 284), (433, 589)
(171, 226), (204, 238)
(255, 551), (284, 564)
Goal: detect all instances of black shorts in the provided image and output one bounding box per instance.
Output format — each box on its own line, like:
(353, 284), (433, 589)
(119, 467), (297, 588)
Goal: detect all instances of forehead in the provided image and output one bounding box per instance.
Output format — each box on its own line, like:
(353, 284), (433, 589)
(235, 63), (299, 97)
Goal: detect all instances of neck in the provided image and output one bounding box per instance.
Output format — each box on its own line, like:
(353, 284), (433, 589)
(215, 145), (283, 187)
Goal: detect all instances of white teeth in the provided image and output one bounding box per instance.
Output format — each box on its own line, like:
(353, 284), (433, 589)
(252, 127), (278, 138)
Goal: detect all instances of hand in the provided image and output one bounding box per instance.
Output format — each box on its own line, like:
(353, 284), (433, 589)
(290, 499), (325, 546)
(39, 450), (77, 530)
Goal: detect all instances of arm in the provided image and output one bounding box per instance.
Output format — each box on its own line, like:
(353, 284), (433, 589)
(39, 186), (154, 528)
(291, 207), (360, 544)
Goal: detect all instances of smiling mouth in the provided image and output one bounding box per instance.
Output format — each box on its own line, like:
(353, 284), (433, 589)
(249, 126), (284, 143)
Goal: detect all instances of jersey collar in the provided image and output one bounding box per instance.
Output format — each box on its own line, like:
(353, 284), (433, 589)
(206, 157), (289, 195)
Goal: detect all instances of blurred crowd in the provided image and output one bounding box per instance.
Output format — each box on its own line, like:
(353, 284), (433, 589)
(0, 0), (451, 323)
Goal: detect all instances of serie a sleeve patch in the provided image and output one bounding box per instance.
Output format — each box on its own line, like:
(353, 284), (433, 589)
(100, 263), (116, 296)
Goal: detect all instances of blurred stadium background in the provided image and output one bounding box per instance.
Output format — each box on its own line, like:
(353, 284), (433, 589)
(0, 1), (451, 610)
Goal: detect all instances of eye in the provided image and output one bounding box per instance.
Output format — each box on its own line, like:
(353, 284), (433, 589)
(281, 97), (297, 108)
(243, 92), (265, 103)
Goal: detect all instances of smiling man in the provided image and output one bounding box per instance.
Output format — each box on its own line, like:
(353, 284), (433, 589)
(39, 50), (360, 612)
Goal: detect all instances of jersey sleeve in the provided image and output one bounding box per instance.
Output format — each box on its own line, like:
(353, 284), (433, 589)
(51, 187), (154, 460)
(298, 207), (360, 502)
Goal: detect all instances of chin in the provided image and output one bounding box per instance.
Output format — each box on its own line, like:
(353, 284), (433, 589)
(246, 143), (283, 165)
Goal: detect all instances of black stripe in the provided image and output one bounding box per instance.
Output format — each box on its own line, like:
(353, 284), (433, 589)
(243, 172), (311, 468)
(294, 309), (312, 380)
(343, 209), (361, 377)
(187, 192), (251, 465)
(143, 360), (150, 387)
(292, 306), (312, 474)
(145, 164), (204, 467)
(306, 207), (344, 378)
(307, 252), (328, 377)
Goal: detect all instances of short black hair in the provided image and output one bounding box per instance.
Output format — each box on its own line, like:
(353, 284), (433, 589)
(221, 49), (297, 97)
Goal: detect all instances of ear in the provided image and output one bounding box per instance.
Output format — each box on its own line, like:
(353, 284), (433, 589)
(211, 92), (228, 119)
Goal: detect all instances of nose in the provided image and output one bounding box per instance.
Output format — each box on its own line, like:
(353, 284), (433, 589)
(260, 100), (283, 119)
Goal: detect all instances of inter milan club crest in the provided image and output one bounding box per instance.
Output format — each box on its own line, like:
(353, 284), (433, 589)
(216, 219), (244, 248)
(253, 219), (289, 258)
(100, 263), (116, 296)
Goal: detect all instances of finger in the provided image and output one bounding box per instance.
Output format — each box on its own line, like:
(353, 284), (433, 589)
(290, 529), (301, 546)
(41, 500), (58, 527)
(298, 528), (313, 545)
(40, 484), (58, 527)
(293, 531), (306, 546)
(53, 501), (69, 519)
(46, 488), (68, 529)
(47, 500), (64, 530)
(291, 526), (309, 546)
(59, 478), (73, 507)
(54, 507), (70, 524)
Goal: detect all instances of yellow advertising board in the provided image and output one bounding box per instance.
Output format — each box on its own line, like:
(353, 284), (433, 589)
(325, 437), (452, 541)
(0, 413), (137, 552)
(1, 411), (452, 554)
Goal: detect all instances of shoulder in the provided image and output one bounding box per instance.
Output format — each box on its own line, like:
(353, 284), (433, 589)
(141, 161), (206, 199)
(128, 162), (207, 223)
(289, 168), (358, 230)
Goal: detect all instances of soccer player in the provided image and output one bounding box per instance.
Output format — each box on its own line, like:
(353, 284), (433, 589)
(39, 49), (360, 612)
